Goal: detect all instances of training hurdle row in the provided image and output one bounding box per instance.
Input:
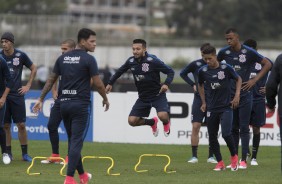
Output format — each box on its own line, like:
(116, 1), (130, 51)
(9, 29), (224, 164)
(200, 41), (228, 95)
(26, 154), (176, 176)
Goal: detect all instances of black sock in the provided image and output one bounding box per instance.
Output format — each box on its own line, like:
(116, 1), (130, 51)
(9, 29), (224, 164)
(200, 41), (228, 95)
(0, 128), (6, 154)
(6, 146), (11, 155)
(144, 118), (155, 126)
(208, 145), (213, 158)
(252, 133), (260, 159)
(192, 146), (198, 158)
(21, 145), (28, 155)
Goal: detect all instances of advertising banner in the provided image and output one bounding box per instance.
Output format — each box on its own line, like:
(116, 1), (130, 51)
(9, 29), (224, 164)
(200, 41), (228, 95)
(10, 90), (93, 142)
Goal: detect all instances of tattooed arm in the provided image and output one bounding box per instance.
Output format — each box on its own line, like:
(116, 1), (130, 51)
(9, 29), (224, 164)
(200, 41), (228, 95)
(33, 72), (59, 113)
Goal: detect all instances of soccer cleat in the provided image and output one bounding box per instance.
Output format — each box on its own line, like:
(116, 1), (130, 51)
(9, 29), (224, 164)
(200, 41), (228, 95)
(250, 158), (258, 166)
(64, 176), (78, 184)
(163, 121), (171, 137)
(79, 172), (92, 184)
(60, 155), (69, 165)
(41, 154), (61, 164)
(239, 160), (247, 169)
(151, 117), (159, 137)
(213, 160), (225, 171)
(22, 154), (32, 162)
(187, 157), (198, 163)
(8, 153), (13, 161)
(207, 157), (218, 164)
(2, 153), (11, 165)
(230, 155), (238, 171)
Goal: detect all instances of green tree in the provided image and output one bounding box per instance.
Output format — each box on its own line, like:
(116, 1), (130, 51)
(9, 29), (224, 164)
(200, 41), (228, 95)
(169, 0), (282, 41)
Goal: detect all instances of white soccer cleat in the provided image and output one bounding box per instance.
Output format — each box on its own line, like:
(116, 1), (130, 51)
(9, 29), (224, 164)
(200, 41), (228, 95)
(207, 157), (218, 164)
(250, 158), (258, 166)
(2, 153), (11, 165)
(187, 157), (198, 163)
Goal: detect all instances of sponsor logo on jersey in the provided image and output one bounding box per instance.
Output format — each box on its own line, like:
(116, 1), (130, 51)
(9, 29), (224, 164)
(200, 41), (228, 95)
(63, 56), (80, 64)
(62, 90), (77, 95)
(234, 65), (241, 71)
(211, 82), (221, 89)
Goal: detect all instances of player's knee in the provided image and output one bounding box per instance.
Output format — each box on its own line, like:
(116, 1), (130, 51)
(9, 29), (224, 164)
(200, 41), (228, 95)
(128, 120), (136, 127)
(252, 126), (260, 134)
(3, 123), (11, 131)
(17, 123), (26, 131)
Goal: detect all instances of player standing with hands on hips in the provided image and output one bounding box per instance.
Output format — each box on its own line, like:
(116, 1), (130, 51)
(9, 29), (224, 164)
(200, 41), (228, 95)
(33, 28), (109, 184)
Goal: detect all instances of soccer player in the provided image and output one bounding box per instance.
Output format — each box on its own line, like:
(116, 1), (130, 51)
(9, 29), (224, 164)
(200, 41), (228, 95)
(180, 43), (217, 164)
(243, 39), (272, 166)
(1, 32), (37, 162)
(33, 28), (109, 184)
(265, 54), (282, 173)
(105, 39), (174, 137)
(217, 28), (272, 169)
(0, 55), (14, 165)
(198, 45), (242, 171)
(41, 39), (76, 164)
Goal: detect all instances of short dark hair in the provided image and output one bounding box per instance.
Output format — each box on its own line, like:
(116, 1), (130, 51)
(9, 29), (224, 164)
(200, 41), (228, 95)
(243, 39), (257, 50)
(77, 28), (96, 43)
(202, 45), (216, 55)
(61, 39), (76, 48)
(200, 43), (210, 52)
(133, 39), (146, 48)
(225, 27), (238, 34)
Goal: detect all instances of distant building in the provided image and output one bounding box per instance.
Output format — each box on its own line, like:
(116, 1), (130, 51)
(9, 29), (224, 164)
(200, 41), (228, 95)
(67, 0), (148, 25)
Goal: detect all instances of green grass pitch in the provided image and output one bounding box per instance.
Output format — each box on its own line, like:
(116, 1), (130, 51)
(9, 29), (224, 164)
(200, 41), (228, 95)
(0, 140), (281, 184)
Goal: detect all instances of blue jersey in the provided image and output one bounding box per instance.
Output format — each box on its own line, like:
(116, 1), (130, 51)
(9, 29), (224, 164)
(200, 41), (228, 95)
(0, 49), (33, 96)
(108, 52), (174, 100)
(198, 63), (239, 112)
(53, 49), (99, 102)
(217, 45), (264, 98)
(180, 59), (206, 96)
(250, 58), (272, 102)
(0, 56), (13, 96)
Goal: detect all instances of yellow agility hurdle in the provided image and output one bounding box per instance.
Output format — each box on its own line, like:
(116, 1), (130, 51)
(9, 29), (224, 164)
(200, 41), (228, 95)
(134, 154), (176, 173)
(26, 156), (66, 176)
(82, 156), (120, 176)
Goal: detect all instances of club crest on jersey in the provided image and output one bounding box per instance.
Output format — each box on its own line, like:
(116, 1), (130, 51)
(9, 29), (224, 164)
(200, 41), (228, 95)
(13, 58), (20, 66)
(242, 49), (247, 54)
(196, 61), (202, 66)
(15, 52), (21, 57)
(147, 57), (153, 61)
(142, 63), (149, 72)
(225, 50), (231, 55)
(255, 63), (262, 70)
(129, 58), (134, 62)
(239, 54), (246, 63)
(217, 71), (225, 80)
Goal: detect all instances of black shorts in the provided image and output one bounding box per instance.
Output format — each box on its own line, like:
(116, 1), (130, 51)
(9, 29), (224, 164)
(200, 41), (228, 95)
(129, 93), (170, 117)
(4, 95), (26, 124)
